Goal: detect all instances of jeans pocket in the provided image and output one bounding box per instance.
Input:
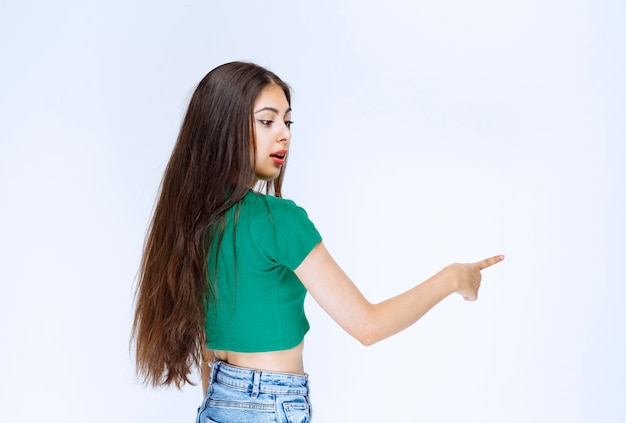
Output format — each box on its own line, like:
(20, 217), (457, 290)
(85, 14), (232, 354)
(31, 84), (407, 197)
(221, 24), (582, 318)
(197, 407), (220, 423)
(283, 399), (311, 423)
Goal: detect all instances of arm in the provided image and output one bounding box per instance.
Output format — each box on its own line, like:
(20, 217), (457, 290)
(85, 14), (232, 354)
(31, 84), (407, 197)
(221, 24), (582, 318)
(294, 242), (504, 346)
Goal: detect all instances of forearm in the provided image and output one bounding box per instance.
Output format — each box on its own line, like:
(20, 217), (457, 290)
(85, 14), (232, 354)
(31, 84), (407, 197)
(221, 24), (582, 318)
(363, 267), (456, 345)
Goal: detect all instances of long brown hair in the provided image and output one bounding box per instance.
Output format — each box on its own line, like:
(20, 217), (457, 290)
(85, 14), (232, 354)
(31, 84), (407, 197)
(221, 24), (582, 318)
(131, 62), (291, 388)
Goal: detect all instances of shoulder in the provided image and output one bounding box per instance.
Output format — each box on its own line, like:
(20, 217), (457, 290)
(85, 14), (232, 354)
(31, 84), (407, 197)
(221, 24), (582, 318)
(245, 191), (309, 217)
(266, 194), (304, 212)
(245, 191), (320, 240)
(246, 192), (321, 269)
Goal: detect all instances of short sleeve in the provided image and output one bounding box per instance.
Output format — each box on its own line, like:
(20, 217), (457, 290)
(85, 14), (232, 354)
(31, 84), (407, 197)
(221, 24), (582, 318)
(265, 197), (322, 270)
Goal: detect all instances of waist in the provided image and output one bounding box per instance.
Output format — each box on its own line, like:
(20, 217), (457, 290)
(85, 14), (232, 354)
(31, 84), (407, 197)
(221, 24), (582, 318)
(210, 360), (309, 395)
(212, 341), (305, 374)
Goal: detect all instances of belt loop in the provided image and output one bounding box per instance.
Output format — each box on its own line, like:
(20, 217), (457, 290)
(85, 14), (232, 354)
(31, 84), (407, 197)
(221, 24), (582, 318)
(251, 370), (261, 399)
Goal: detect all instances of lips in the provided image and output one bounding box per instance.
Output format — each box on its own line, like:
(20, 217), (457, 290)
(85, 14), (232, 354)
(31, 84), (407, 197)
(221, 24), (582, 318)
(270, 150), (288, 165)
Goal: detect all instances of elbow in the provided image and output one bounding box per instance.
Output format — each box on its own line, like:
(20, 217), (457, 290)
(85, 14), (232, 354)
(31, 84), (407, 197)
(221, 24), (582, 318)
(351, 306), (385, 346)
(354, 325), (382, 347)
(358, 336), (377, 347)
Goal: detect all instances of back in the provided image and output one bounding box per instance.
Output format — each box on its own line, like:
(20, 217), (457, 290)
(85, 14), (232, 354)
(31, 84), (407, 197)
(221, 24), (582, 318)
(205, 191), (322, 352)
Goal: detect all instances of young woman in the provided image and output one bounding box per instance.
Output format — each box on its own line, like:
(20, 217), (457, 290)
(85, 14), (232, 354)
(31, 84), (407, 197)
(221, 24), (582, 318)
(131, 61), (504, 422)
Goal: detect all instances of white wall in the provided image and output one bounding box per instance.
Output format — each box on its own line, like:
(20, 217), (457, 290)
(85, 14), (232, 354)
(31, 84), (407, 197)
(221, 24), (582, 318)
(1, 0), (623, 421)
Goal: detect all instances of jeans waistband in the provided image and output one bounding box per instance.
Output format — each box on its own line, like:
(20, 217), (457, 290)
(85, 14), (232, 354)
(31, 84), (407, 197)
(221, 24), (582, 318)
(209, 360), (309, 397)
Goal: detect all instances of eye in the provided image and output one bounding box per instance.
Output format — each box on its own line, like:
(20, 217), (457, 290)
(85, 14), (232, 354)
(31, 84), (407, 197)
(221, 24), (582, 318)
(258, 119), (273, 126)
(285, 120), (294, 129)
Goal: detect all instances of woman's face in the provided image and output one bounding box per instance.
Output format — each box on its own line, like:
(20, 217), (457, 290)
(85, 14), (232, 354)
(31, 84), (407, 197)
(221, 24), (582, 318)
(252, 84), (292, 181)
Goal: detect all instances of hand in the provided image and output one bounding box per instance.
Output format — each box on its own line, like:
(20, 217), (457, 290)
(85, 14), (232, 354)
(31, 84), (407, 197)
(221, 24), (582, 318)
(448, 255), (505, 301)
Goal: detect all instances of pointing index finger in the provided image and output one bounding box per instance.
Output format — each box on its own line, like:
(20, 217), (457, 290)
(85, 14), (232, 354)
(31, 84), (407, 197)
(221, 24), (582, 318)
(476, 255), (505, 270)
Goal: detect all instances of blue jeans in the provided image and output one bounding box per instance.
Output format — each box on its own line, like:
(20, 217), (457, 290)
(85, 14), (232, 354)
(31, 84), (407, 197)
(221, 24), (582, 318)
(196, 360), (312, 423)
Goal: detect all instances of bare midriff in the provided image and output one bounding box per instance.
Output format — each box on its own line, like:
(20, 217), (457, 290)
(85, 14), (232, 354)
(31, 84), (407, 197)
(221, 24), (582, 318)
(208, 341), (305, 375)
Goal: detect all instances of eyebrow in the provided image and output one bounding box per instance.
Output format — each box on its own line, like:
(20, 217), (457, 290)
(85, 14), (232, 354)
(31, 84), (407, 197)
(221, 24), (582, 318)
(253, 106), (292, 115)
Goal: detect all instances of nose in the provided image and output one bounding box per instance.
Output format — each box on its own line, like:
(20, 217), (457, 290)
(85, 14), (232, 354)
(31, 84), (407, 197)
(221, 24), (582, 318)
(278, 122), (291, 143)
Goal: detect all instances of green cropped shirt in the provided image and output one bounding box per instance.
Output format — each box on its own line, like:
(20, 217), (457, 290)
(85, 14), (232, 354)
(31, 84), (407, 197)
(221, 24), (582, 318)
(204, 191), (322, 352)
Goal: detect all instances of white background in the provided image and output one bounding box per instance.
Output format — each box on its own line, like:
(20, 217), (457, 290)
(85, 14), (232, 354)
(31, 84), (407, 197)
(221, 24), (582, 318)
(1, 0), (624, 421)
